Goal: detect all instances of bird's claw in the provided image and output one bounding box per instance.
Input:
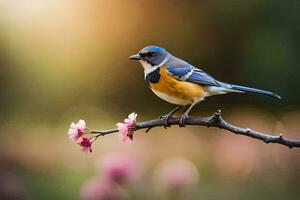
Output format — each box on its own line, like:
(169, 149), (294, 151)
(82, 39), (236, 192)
(159, 114), (172, 128)
(179, 113), (189, 127)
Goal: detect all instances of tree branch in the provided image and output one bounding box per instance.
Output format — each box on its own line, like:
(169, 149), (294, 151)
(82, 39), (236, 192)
(91, 110), (300, 149)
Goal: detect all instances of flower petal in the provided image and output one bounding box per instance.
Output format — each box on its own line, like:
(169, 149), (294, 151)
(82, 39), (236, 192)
(128, 113), (137, 121)
(79, 137), (92, 153)
(77, 119), (86, 130)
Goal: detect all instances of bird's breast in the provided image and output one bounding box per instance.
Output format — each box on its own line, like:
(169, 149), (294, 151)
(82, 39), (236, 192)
(146, 67), (206, 105)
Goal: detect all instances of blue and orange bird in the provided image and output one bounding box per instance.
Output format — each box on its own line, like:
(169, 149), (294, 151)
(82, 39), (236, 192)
(129, 46), (281, 127)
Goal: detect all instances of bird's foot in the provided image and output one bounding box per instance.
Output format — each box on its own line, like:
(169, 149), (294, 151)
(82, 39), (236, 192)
(179, 113), (189, 127)
(159, 114), (174, 128)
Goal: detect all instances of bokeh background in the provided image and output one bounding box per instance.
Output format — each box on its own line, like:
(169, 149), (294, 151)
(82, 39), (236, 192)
(0, 0), (299, 199)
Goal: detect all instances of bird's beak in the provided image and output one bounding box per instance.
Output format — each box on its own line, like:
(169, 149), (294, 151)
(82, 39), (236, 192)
(129, 54), (142, 60)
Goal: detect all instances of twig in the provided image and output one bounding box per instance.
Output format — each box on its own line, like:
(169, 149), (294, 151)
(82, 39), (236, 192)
(91, 110), (300, 149)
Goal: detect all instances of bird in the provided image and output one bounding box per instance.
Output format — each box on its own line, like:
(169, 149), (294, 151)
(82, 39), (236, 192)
(129, 46), (281, 127)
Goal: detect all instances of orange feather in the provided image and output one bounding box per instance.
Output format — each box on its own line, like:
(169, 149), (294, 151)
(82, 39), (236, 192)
(149, 67), (205, 104)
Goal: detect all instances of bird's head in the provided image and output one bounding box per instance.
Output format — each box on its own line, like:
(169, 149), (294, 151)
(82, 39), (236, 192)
(129, 46), (170, 73)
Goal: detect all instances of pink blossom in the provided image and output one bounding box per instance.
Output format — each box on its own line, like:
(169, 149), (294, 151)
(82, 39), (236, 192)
(67, 119), (86, 142)
(100, 153), (141, 184)
(154, 159), (199, 192)
(116, 113), (137, 142)
(79, 137), (92, 153)
(0, 169), (27, 199)
(80, 178), (122, 200)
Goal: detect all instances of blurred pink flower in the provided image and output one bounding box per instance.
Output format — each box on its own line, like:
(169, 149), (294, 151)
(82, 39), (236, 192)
(100, 153), (142, 184)
(68, 119), (86, 142)
(79, 137), (92, 153)
(0, 170), (27, 199)
(80, 179), (122, 200)
(116, 113), (137, 142)
(154, 159), (199, 192)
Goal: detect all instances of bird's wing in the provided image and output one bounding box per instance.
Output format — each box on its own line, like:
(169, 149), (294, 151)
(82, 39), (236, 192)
(166, 63), (221, 87)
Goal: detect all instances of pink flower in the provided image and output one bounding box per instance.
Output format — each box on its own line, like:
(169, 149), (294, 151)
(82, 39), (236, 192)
(67, 119), (86, 142)
(100, 153), (141, 184)
(116, 113), (137, 142)
(79, 137), (92, 153)
(80, 178), (122, 200)
(154, 159), (199, 192)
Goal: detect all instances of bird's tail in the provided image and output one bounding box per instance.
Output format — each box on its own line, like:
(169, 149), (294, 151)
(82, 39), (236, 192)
(219, 82), (281, 99)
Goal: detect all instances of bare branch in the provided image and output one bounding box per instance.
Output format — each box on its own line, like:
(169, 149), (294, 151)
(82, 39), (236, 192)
(91, 110), (300, 148)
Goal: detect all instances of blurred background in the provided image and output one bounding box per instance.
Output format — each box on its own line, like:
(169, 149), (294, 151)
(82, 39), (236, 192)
(0, 0), (299, 199)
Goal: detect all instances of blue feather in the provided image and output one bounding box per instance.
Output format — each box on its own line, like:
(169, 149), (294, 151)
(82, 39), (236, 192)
(186, 72), (220, 86)
(166, 65), (220, 86)
(225, 83), (281, 99)
(166, 65), (191, 76)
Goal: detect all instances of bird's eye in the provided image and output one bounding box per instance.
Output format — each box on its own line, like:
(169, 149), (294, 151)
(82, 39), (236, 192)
(139, 52), (153, 57)
(147, 52), (153, 57)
